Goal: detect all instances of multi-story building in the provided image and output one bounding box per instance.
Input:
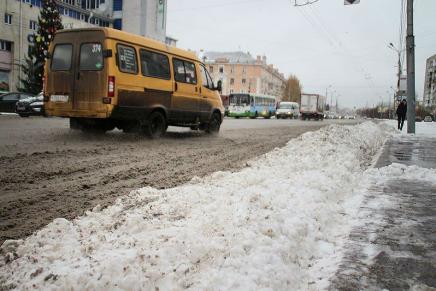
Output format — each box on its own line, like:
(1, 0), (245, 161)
(203, 51), (286, 99)
(423, 54), (436, 108)
(0, 0), (170, 92)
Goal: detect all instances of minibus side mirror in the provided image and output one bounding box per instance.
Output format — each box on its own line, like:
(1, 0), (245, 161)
(103, 49), (113, 58)
(215, 80), (222, 92)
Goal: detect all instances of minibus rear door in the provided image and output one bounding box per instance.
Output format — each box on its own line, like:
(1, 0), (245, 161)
(74, 32), (107, 112)
(47, 37), (77, 111)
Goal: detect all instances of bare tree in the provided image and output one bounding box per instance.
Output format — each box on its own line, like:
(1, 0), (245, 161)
(282, 75), (302, 103)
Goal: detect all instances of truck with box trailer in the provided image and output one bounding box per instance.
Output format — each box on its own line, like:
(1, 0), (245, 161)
(300, 93), (325, 120)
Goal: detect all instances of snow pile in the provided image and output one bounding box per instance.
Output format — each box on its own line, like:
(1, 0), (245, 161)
(415, 121), (436, 136)
(385, 119), (436, 136)
(0, 122), (394, 290)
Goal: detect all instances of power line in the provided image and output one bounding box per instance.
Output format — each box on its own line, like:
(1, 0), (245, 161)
(296, 8), (336, 48)
(296, 4), (380, 97)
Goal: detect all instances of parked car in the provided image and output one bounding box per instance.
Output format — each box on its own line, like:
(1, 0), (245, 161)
(15, 92), (44, 117)
(424, 115), (433, 122)
(0, 92), (34, 113)
(415, 116), (423, 122)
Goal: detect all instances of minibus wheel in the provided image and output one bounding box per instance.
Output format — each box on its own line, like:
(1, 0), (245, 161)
(206, 112), (221, 134)
(145, 111), (167, 138)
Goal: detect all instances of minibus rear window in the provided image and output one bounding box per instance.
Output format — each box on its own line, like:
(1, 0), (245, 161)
(80, 43), (103, 71)
(51, 44), (72, 71)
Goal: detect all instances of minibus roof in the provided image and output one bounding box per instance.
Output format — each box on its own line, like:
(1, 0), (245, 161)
(55, 27), (200, 63)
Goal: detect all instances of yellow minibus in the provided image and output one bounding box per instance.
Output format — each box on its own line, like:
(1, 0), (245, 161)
(44, 27), (224, 137)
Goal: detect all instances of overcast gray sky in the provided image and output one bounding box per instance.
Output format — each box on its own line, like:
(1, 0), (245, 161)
(166, 0), (436, 108)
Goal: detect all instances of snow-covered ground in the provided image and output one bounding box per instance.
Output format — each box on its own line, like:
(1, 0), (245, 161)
(0, 121), (414, 290)
(330, 121), (436, 289)
(390, 119), (436, 137)
(410, 120), (436, 137)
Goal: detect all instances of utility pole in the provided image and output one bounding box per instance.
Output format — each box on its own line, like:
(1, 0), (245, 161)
(19, 0), (23, 85)
(406, 0), (415, 133)
(388, 43), (402, 119)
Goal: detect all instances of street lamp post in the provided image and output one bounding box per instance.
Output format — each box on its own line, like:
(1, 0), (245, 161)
(386, 91), (392, 119)
(388, 44), (404, 123)
(388, 43), (402, 100)
(325, 85), (332, 110)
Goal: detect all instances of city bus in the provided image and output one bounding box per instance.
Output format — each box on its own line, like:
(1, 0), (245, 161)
(228, 93), (277, 119)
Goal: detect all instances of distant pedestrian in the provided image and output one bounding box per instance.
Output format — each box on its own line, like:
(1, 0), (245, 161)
(396, 99), (407, 130)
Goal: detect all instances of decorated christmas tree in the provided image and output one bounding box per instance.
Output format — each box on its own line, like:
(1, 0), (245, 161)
(19, 0), (63, 94)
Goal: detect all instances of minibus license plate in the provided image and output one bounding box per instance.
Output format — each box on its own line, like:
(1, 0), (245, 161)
(50, 95), (69, 102)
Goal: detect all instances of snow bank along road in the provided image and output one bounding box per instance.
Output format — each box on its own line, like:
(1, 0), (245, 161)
(0, 121), (401, 290)
(0, 116), (359, 244)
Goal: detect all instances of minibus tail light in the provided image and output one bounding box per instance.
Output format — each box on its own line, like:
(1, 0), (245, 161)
(42, 76), (49, 101)
(108, 76), (115, 97)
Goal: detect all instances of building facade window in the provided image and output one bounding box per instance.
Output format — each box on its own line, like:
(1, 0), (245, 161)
(0, 40), (12, 51)
(29, 20), (37, 30)
(0, 71), (10, 92)
(113, 0), (123, 11)
(209, 66), (213, 73)
(4, 14), (12, 25)
(113, 18), (122, 30)
(230, 78), (234, 85)
(242, 78), (246, 84)
(29, 0), (43, 7)
(219, 66), (224, 73)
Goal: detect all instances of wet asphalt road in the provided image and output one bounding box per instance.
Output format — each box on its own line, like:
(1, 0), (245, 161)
(0, 115), (361, 244)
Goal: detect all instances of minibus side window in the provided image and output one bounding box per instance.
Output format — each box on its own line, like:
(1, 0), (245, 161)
(184, 62), (197, 84)
(173, 59), (186, 83)
(200, 65), (214, 89)
(117, 44), (138, 74)
(200, 66), (209, 88)
(172, 58), (197, 85)
(139, 49), (170, 79)
(51, 44), (72, 71)
(205, 68), (214, 89)
(80, 43), (103, 71)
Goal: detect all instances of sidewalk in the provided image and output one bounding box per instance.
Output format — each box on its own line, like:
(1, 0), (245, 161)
(330, 132), (436, 290)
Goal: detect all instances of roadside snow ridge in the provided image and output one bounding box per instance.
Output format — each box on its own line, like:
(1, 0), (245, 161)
(0, 122), (394, 290)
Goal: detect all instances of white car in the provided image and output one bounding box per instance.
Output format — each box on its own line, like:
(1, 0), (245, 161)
(276, 101), (299, 119)
(424, 116), (433, 122)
